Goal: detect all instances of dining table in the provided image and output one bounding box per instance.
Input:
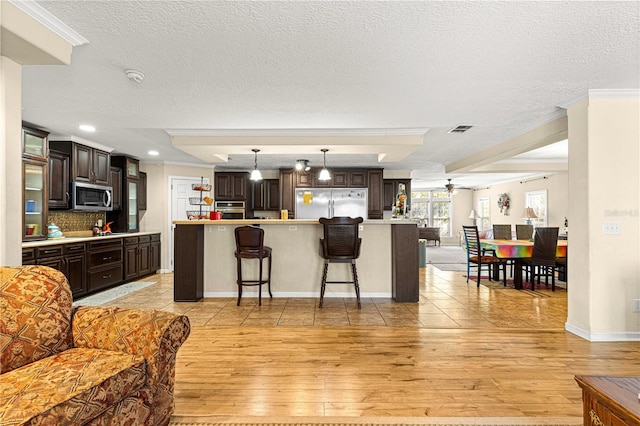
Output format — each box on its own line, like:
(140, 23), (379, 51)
(480, 239), (568, 289)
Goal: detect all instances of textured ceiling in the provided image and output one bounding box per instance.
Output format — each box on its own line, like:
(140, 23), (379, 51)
(19, 1), (640, 188)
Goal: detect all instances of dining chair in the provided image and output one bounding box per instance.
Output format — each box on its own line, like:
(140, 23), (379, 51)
(522, 227), (559, 291)
(516, 224), (534, 240)
(462, 225), (507, 287)
(492, 224), (514, 276)
(234, 225), (273, 306)
(318, 216), (364, 309)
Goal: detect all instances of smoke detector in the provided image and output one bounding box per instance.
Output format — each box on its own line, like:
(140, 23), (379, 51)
(124, 69), (145, 83)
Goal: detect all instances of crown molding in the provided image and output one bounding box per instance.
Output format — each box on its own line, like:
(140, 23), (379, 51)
(48, 135), (113, 153)
(557, 89), (640, 109)
(10, 0), (89, 46)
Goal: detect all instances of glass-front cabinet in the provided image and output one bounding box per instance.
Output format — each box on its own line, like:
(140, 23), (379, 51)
(22, 126), (48, 161)
(23, 160), (47, 240)
(127, 179), (138, 231)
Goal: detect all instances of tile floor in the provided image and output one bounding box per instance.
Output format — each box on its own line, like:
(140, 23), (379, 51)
(98, 263), (568, 330)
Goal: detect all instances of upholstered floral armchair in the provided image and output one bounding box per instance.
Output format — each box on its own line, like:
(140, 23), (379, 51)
(0, 265), (190, 426)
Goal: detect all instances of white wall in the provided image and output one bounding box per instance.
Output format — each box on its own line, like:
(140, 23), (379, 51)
(472, 174), (569, 230)
(566, 94), (640, 340)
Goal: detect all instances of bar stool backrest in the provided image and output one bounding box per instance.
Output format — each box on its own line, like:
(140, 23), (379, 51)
(319, 216), (363, 260)
(235, 226), (264, 253)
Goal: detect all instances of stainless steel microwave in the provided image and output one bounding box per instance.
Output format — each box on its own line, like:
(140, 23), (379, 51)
(70, 182), (113, 211)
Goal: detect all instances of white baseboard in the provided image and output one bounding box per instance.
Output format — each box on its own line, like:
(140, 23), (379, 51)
(203, 291), (392, 299)
(565, 322), (640, 342)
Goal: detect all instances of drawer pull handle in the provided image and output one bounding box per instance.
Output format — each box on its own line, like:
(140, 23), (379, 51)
(102, 274), (112, 279)
(43, 250), (56, 254)
(589, 410), (604, 426)
(102, 256), (112, 261)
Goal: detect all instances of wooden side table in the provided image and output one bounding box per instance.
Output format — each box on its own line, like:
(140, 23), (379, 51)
(575, 375), (640, 426)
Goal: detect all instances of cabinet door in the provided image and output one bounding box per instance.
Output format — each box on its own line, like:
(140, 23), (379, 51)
(110, 167), (122, 210)
(349, 170), (367, 188)
(37, 256), (65, 272)
(48, 150), (70, 209)
(383, 181), (395, 211)
(73, 144), (93, 183)
(138, 242), (151, 276)
(279, 170), (295, 217)
(295, 171), (314, 188)
(22, 126), (48, 161)
(215, 174), (232, 199)
(93, 149), (110, 185)
(231, 174), (247, 200)
(150, 238), (161, 272)
(138, 171), (147, 210)
(367, 169), (384, 219)
(66, 253), (87, 297)
(124, 244), (139, 280)
(23, 159), (47, 241)
(266, 179), (280, 211)
(127, 179), (139, 232)
(251, 181), (266, 210)
(331, 171), (348, 187)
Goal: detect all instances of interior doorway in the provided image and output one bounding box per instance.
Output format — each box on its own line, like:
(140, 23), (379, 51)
(168, 176), (209, 272)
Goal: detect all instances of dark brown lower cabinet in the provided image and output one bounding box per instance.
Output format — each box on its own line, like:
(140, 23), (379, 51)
(173, 225), (203, 301)
(87, 239), (124, 292)
(391, 224), (419, 302)
(23, 233), (160, 299)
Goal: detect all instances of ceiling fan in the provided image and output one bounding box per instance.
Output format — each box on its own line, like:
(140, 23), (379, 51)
(445, 179), (455, 194)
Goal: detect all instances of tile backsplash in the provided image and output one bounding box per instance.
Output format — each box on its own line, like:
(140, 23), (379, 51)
(48, 211), (106, 233)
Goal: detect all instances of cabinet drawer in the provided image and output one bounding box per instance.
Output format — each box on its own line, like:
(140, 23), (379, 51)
(88, 239), (123, 250)
(151, 233), (160, 242)
(88, 264), (123, 291)
(64, 243), (86, 254)
(88, 248), (122, 268)
(37, 245), (64, 258)
(124, 236), (139, 246)
(22, 248), (36, 263)
(138, 235), (151, 243)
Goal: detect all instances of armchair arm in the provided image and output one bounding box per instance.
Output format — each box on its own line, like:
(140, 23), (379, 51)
(72, 306), (190, 423)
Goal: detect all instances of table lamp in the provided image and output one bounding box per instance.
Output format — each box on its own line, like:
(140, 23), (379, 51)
(522, 207), (538, 225)
(468, 209), (480, 225)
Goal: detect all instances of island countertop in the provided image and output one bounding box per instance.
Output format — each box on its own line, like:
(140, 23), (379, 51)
(172, 218), (418, 225)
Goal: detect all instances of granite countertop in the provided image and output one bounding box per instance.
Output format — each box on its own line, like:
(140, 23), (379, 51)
(172, 219), (419, 226)
(22, 231), (162, 248)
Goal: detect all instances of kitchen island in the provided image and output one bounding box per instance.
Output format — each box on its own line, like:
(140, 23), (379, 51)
(172, 219), (418, 303)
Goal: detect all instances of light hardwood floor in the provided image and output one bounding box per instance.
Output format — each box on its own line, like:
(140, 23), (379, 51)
(103, 265), (639, 418)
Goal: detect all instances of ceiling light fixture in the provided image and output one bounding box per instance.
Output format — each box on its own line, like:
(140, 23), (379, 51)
(124, 69), (145, 83)
(318, 149), (331, 181)
(445, 178), (455, 193)
(295, 159), (310, 171)
(250, 149), (263, 181)
(78, 124), (95, 132)
(148, 150), (159, 156)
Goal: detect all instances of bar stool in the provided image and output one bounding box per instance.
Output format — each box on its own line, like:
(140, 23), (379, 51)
(318, 216), (364, 309)
(234, 226), (272, 306)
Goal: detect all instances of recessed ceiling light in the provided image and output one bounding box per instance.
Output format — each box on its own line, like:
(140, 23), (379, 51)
(148, 150), (159, 156)
(78, 124), (95, 132)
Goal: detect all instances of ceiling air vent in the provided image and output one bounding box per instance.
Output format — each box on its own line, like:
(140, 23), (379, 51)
(447, 125), (473, 134)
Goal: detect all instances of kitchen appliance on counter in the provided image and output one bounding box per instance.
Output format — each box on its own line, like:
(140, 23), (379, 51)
(70, 182), (113, 211)
(214, 201), (245, 219)
(295, 188), (368, 219)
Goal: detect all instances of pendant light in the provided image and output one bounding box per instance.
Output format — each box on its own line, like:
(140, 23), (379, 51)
(250, 149), (263, 181)
(318, 149), (331, 181)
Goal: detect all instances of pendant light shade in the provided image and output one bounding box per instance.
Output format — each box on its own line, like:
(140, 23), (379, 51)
(250, 149), (262, 181)
(318, 149), (331, 181)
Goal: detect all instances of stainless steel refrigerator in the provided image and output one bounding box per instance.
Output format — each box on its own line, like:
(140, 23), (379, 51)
(295, 188), (368, 219)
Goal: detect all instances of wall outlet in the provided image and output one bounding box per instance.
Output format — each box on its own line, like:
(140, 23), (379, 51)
(603, 222), (621, 234)
(217, 226), (225, 231)
(634, 299), (640, 313)
(289, 225), (297, 231)
(359, 225), (364, 231)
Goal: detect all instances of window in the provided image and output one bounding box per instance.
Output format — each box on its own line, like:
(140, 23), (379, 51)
(525, 190), (547, 227)
(477, 197), (490, 231)
(411, 190), (453, 237)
